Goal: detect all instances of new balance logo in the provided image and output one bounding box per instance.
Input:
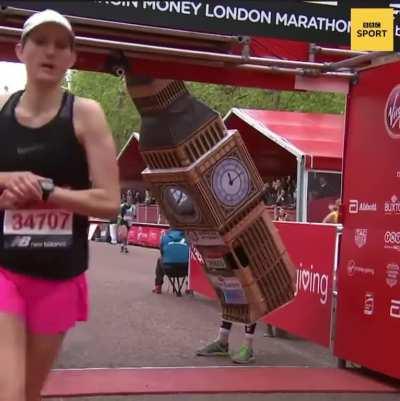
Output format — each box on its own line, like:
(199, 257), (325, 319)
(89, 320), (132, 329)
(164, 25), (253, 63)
(10, 236), (31, 248)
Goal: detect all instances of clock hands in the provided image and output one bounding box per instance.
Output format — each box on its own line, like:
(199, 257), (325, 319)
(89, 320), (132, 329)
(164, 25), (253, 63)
(231, 172), (243, 184)
(227, 172), (233, 185)
(227, 171), (243, 186)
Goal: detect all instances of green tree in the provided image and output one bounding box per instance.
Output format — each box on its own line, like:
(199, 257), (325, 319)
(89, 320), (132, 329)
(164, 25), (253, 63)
(187, 83), (345, 117)
(68, 70), (345, 150)
(68, 70), (139, 150)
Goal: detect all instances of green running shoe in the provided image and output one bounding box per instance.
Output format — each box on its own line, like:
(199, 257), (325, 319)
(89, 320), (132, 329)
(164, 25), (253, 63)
(196, 340), (229, 356)
(231, 345), (255, 364)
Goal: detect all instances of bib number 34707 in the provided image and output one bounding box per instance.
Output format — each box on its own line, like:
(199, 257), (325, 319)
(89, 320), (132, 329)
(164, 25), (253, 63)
(3, 209), (73, 249)
(4, 209), (72, 235)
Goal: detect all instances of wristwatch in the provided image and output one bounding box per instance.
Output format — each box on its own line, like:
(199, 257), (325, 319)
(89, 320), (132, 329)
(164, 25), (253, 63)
(39, 179), (55, 202)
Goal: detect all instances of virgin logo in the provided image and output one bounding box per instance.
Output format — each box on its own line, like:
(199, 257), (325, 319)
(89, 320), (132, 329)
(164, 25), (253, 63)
(385, 85), (400, 139)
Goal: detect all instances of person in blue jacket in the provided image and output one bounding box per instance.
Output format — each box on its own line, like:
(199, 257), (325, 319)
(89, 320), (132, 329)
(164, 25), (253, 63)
(152, 228), (189, 294)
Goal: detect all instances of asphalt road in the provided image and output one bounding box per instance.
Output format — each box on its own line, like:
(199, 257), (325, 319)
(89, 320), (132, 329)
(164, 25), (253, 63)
(47, 242), (399, 401)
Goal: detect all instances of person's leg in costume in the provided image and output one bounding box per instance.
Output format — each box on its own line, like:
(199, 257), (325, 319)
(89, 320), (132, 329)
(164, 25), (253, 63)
(196, 320), (232, 356)
(231, 323), (256, 364)
(197, 321), (257, 363)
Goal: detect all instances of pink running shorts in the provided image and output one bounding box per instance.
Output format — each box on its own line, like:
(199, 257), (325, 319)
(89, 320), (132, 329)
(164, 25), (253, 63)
(0, 266), (88, 334)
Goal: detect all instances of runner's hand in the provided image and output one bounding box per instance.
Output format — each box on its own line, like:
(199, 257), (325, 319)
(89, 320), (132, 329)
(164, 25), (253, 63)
(4, 172), (43, 203)
(0, 189), (23, 209)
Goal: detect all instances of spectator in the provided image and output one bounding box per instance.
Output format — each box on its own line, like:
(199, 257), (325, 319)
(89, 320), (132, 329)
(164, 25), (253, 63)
(322, 199), (341, 224)
(276, 206), (288, 221)
(134, 190), (141, 204)
(261, 182), (275, 205)
(144, 188), (152, 205)
(152, 228), (189, 294)
(284, 175), (296, 205)
(276, 187), (286, 206)
(314, 175), (335, 199)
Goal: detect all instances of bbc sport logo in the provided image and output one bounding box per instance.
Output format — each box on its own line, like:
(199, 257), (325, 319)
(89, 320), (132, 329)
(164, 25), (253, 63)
(351, 8), (394, 51)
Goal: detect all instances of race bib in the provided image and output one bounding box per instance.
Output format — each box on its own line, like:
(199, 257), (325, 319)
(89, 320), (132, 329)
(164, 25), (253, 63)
(209, 276), (247, 305)
(219, 277), (247, 305)
(3, 209), (73, 249)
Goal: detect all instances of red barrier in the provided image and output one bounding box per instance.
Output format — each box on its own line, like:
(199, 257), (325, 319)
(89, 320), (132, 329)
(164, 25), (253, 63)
(189, 247), (216, 299)
(189, 222), (338, 347)
(263, 222), (337, 347)
(127, 224), (167, 248)
(334, 62), (400, 379)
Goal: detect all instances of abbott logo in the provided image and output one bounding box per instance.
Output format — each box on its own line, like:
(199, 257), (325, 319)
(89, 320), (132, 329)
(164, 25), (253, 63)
(390, 299), (400, 318)
(349, 200), (377, 214)
(349, 199), (359, 214)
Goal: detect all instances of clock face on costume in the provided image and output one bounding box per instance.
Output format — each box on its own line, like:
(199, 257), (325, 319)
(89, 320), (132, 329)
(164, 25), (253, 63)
(212, 157), (250, 207)
(163, 185), (199, 223)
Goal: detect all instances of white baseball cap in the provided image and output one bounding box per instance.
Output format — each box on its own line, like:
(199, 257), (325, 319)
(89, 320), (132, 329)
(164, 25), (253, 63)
(21, 9), (74, 41)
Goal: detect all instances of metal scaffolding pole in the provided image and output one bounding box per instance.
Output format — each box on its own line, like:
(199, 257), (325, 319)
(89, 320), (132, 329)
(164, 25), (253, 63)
(0, 25), (355, 79)
(322, 51), (391, 71)
(310, 44), (367, 58)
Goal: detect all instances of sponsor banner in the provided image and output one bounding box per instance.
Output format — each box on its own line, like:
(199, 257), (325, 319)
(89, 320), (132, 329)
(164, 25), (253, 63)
(1, 1), (400, 50)
(348, 199), (377, 214)
(346, 259), (375, 277)
(127, 224), (167, 248)
(384, 230), (400, 252)
(189, 222), (337, 348)
(335, 62), (400, 380)
(385, 262), (400, 287)
(354, 228), (368, 248)
(385, 84), (400, 139)
(390, 299), (400, 318)
(363, 291), (375, 316)
(384, 194), (400, 215)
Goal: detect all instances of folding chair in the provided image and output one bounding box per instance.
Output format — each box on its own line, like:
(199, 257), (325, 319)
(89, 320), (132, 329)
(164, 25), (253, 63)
(164, 263), (188, 297)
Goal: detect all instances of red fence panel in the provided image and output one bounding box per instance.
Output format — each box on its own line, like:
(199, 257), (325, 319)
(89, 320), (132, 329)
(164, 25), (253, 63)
(263, 222), (337, 347)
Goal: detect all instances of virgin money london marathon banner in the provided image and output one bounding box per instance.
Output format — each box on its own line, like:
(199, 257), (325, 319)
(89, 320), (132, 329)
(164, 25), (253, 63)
(1, 1), (399, 50)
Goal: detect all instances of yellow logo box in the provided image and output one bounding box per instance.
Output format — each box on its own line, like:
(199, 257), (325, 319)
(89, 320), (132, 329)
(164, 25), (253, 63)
(351, 8), (394, 51)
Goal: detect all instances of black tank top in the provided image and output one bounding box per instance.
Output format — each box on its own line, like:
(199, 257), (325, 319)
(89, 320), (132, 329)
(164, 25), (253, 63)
(0, 91), (90, 279)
